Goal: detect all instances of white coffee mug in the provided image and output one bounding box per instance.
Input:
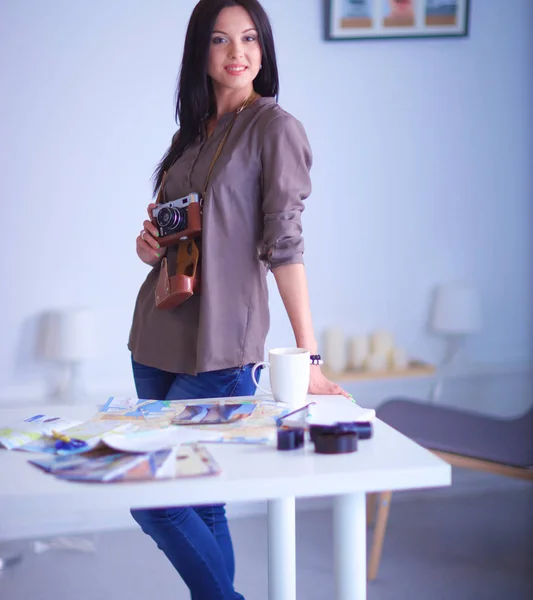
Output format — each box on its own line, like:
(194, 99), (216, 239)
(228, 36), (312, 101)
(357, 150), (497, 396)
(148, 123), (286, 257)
(251, 347), (310, 410)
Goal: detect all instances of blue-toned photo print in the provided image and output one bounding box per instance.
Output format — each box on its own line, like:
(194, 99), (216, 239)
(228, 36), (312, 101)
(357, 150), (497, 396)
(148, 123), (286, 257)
(425, 0), (458, 26)
(340, 0), (373, 29)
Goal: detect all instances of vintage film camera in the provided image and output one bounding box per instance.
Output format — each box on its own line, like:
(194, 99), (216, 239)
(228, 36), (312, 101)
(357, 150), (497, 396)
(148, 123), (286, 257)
(151, 193), (202, 247)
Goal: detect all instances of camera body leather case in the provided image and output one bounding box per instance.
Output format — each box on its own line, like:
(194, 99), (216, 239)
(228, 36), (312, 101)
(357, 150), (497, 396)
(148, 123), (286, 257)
(155, 240), (201, 310)
(152, 195), (203, 247)
(152, 92), (253, 310)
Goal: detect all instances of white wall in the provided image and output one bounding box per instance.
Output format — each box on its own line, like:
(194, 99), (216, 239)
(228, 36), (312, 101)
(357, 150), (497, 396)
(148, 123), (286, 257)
(0, 0), (531, 399)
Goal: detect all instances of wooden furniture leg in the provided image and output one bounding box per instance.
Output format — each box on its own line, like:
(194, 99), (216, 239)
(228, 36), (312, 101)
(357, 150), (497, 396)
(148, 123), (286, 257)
(367, 491), (392, 581)
(366, 493), (377, 527)
(366, 453), (533, 582)
(432, 451), (533, 481)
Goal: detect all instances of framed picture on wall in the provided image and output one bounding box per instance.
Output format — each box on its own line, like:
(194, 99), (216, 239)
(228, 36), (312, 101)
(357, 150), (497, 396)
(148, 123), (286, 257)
(325, 0), (470, 41)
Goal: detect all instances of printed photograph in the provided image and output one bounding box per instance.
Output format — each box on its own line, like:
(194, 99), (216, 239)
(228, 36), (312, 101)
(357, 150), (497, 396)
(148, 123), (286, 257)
(172, 403), (254, 425)
(340, 0), (373, 30)
(383, 0), (416, 28)
(425, 0), (458, 26)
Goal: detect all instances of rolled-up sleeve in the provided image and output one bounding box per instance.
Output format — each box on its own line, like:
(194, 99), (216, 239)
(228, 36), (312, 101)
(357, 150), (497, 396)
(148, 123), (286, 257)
(259, 114), (312, 270)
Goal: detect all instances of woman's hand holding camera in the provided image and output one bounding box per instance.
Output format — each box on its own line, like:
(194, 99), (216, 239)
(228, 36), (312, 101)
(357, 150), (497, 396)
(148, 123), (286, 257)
(136, 203), (166, 266)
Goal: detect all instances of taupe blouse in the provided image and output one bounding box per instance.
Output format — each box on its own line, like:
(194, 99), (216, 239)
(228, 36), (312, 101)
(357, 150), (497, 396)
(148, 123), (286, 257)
(128, 97), (312, 375)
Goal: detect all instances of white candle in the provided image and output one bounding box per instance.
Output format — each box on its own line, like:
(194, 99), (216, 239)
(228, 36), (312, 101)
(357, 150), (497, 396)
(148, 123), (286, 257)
(370, 330), (394, 358)
(391, 347), (410, 370)
(365, 352), (388, 372)
(322, 328), (346, 373)
(348, 335), (368, 370)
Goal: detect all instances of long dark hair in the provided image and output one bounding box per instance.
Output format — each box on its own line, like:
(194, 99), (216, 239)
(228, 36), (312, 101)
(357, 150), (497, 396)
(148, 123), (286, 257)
(152, 0), (279, 196)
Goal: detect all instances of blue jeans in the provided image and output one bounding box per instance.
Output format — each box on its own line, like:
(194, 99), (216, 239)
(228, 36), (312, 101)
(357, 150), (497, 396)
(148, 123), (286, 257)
(130, 358), (257, 600)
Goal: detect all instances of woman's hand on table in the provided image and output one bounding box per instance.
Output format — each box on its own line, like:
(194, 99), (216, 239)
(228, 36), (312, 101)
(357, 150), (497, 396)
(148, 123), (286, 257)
(308, 366), (352, 399)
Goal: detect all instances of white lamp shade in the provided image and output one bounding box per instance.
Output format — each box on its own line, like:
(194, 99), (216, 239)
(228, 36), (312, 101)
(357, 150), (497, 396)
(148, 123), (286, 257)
(40, 307), (96, 362)
(430, 283), (482, 334)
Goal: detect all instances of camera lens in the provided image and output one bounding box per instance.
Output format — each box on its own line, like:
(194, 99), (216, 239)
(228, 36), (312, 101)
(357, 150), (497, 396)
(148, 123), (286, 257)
(157, 206), (182, 232)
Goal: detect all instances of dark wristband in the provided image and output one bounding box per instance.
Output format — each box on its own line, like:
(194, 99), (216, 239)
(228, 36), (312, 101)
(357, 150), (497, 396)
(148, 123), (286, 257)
(310, 354), (323, 365)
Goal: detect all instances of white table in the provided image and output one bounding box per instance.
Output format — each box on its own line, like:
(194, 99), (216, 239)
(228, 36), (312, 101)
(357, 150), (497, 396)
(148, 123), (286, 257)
(0, 395), (450, 600)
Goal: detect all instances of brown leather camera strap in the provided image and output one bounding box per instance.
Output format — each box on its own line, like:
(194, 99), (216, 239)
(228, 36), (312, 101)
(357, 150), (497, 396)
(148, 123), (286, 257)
(203, 89), (257, 196)
(158, 90), (256, 280)
(156, 89), (256, 201)
(155, 170), (168, 204)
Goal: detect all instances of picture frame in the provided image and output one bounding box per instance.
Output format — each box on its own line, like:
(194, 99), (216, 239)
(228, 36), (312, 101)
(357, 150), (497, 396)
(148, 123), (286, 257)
(325, 0), (470, 41)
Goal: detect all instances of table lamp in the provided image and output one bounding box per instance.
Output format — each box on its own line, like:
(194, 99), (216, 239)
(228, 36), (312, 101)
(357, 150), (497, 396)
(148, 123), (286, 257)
(39, 307), (96, 402)
(430, 282), (482, 365)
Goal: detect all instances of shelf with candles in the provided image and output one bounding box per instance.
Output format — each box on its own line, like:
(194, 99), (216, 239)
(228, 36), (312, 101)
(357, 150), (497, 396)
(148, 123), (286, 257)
(322, 360), (436, 382)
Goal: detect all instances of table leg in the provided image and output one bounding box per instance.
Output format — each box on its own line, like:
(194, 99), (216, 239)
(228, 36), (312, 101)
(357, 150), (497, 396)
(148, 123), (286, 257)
(333, 492), (366, 600)
(267, 497), (296, 600)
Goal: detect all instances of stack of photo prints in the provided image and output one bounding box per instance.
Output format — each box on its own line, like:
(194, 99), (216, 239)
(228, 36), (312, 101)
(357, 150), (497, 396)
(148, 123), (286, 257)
(0, 396), (287, 483)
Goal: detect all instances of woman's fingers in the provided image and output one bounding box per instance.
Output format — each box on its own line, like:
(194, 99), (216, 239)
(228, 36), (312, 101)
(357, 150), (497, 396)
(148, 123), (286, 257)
(137, 233), (159, 255)
(134, 203), (166, 266)
(136, 204), (168, 266)
(139, 230), (162, 264)
(136, 234), (163, 265)
(336, 386), (351, 399)
(147, 203), (158, 220)
(327, 380), (350, 398)
(309, 371), (351, 399)
(143, 219), (160, 241)
(327, 381), (344, 395)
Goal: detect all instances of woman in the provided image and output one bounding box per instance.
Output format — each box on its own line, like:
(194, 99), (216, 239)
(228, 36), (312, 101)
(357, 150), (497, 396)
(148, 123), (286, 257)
(128, 1), (348, 598)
